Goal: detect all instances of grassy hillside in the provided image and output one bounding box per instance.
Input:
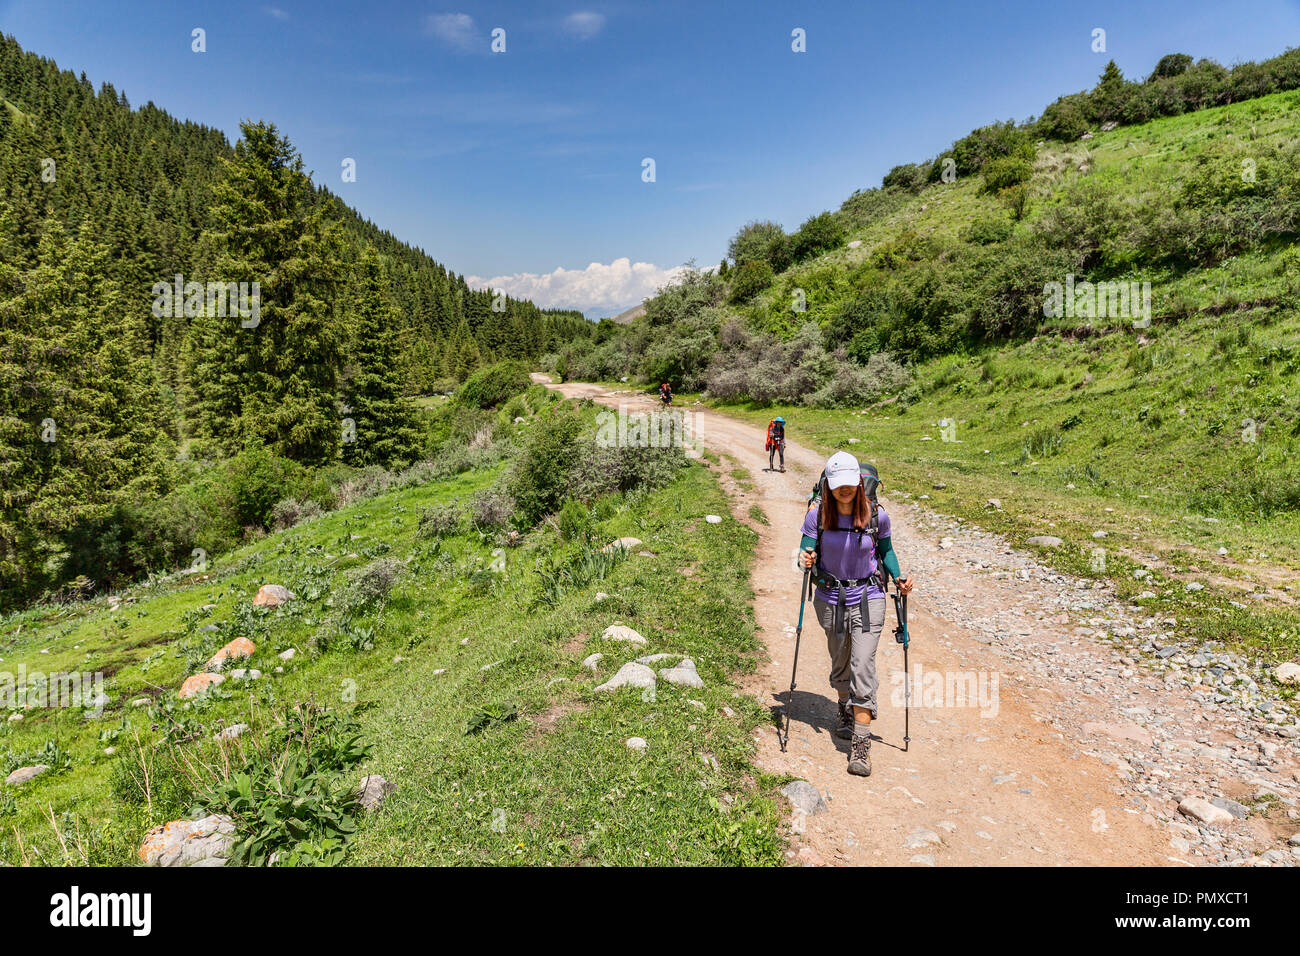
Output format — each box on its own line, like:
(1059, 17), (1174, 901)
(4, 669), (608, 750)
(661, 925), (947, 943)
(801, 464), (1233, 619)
(557, 89), (1300, 671)
(0, 397), (783, 866)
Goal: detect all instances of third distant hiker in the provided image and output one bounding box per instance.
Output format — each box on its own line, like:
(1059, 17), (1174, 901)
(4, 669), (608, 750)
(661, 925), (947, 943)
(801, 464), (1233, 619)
(659, 382), (673, 406)
(766, 416), (786, 471)
(798, 451), (915, 776)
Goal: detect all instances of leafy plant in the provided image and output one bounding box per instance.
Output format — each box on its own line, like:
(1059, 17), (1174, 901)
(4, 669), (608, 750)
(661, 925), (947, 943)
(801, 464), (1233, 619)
(464, 701), (519, 736)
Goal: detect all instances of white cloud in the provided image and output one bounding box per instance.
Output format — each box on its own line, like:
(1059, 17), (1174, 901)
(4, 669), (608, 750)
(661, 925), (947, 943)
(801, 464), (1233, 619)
(563, 11), (606, 39)
(425, 13), (477, 50)
(468, 258), (690, 315)
(263, 6), (289, 20)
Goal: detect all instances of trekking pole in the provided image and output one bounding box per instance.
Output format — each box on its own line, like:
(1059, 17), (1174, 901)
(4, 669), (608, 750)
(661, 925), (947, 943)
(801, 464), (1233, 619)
(891, 583), (911, 752)
(780, 566), (811, 753)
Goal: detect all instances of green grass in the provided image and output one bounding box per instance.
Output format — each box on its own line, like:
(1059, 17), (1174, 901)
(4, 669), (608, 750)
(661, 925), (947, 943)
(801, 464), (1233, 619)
(0, 406), (785, 866)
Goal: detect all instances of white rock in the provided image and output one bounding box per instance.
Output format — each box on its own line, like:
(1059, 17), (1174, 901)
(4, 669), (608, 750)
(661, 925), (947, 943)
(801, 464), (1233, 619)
(358, 774), (396, 812)
(602, 624), (647, 646)
(637, 653), (679, 664)
(278, 648), (296, 661)
(5, 765), (48, 786)
(603, 537), (642, 552)
(659, 658), (705, 689)
(780, 780), (827, 815)
(581, 653), (603, 672)
(139, 815), (236, 867)
(1274, 662), (1300, 685)
(625, 737), (647, 751)
(214, 723), (248, 741)
(252, 584), (296, 607)
(1178, 797), (1235, 826)
(594, 661), (657, 694)
(705, 514), (722, 524)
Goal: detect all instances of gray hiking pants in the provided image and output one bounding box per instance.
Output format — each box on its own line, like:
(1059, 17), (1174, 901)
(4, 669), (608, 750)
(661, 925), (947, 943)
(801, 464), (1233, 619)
(813, 596), (886, 718)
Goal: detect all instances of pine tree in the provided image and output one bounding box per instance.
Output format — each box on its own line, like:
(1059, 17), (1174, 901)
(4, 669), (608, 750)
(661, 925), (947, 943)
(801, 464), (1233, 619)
(0, 219), (170, 601)
(184, 121), (345, 464)
(342, 250), (422, 468)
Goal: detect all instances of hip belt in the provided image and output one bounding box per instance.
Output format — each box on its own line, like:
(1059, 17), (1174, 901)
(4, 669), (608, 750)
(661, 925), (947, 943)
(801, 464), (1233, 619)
(813, 569), (883, 641)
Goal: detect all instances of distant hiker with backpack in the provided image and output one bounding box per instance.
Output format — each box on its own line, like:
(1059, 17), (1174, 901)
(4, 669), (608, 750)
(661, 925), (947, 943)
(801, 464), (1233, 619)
(798, 452), (914, 776)
(766, 416), (786, 471)
(659, 382), (673, 406)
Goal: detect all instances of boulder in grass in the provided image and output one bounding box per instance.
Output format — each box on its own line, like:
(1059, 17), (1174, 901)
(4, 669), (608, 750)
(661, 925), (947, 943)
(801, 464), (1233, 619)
(253, 584), (296, 608)
(1274, 662), (1300, 685)
(179, 672), (225, 699)
(207, 637), (255, 671)
(602, 624), (647, 646)
(358, 775), (395, 812)
(659, 658), (705, 689)
(601, 537), (642, 554)
(139, 815), (236, 867)
(5, 765), (49, 786)
(594, 662), (656, 694)
(1026, 536), (1063, 548)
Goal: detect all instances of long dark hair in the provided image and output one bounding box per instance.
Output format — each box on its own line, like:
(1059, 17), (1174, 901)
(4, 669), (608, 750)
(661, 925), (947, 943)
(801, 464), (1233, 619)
(820, 477), (872, 532)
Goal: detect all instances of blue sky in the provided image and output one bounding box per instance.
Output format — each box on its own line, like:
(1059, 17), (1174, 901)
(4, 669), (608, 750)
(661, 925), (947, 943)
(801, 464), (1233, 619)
(3, 0), (1299, 315)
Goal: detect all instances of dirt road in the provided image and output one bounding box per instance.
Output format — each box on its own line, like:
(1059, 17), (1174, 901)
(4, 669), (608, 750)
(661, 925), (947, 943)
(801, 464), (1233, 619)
(540, 376), (1300, 867)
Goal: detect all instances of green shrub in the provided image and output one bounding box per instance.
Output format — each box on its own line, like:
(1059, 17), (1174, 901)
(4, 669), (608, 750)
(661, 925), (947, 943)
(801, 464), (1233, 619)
(881, 163), (928, 192)
(470, 487), (516, 529)
(639, 309), (720, 390)
(557, 497), (596, 542)
(509, 404), (584, 525)
(337, 558), (405, 617)
(789, 211), (845, 262)
(224, 444), (306, 530)
(727, 220), (790, 272)
(457, 360), (532, 408)
(933, 120), (1034, 180)
(417, 503), (463, 538)
(962, 214), (1015, 245)
(728, 259), (775, 303)
(982, 156), (1033, 193)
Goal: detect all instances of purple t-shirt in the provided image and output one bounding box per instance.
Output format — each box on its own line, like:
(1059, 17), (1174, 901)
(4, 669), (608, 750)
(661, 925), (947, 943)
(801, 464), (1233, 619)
(800, 504), (891, 605)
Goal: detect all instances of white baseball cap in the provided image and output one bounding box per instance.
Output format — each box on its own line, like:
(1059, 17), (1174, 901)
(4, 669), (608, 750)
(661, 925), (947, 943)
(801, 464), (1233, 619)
(824, 451), (861, 490)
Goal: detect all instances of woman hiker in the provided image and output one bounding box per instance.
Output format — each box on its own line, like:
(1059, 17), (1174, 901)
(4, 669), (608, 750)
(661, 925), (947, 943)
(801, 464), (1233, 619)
(798, 451), (914, 776)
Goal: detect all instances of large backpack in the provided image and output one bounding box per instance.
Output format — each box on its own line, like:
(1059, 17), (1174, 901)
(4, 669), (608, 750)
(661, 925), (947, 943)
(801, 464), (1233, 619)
(766, 419), (784, 449)
(808, 462), (883, 588)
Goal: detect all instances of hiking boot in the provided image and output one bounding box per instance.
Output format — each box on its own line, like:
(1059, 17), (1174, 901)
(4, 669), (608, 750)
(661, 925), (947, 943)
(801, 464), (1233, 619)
(835, 700), (854, 740)
(848, 733), (872, 776)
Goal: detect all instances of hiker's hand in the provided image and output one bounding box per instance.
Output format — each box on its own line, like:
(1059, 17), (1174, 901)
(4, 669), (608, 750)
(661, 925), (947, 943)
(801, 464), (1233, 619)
(897, 576), (914, 594)
(800, 548), (816, 570)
